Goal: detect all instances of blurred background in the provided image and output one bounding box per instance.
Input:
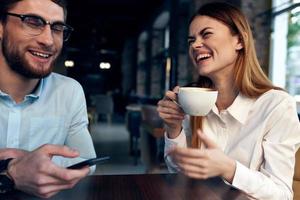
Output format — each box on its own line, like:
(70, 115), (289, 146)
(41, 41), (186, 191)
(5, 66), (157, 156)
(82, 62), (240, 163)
(55, 0), (300, 174)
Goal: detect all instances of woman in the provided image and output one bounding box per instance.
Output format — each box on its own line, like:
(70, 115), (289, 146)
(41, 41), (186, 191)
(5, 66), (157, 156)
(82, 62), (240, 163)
(157, 2), (300, 199)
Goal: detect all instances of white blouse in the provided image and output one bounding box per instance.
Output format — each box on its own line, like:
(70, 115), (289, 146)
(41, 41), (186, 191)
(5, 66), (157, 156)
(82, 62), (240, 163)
(164, 89), (300, 200)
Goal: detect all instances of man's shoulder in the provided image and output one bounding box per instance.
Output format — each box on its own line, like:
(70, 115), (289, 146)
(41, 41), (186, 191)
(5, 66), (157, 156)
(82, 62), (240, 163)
(47, 72), (77, 83)
(45, 73), (82, 89)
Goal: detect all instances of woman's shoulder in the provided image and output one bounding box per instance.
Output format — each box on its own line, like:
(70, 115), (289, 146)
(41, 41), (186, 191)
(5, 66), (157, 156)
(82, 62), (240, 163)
(259, 89), (292, 101)
(255, 89), (296, 109)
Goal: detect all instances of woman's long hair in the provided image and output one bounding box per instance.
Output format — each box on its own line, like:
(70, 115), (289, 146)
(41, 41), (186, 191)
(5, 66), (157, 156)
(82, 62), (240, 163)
(189, 2), (281, 148)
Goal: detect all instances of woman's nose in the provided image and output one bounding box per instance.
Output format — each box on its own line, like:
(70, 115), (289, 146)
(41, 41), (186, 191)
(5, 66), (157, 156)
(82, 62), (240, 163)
(191, 38), (204, 49)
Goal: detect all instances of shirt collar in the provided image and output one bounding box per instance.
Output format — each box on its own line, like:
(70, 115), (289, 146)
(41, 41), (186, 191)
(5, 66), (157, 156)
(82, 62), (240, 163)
(0, 78), (44, 98)
(226, 93), (255, 124)
(210, 93), (255, 124)
(26, 78), (44, 99)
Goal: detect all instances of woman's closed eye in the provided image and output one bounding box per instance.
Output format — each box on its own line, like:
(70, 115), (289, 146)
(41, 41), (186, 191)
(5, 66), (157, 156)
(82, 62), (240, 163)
(202, 32), (212, 39)
(188, 38), (195, 46)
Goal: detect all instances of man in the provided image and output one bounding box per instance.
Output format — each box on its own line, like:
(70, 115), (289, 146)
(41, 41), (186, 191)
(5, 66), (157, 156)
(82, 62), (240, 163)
(0, 0), (96, 198)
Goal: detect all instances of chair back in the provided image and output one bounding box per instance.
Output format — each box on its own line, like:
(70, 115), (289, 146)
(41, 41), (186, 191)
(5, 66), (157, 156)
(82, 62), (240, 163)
(92, 94), (114, 115)
(127, 111), (141, 137)
(294, 149), (300, 200)
(90, 94), (114, 124)
(140, 105), (164, 128)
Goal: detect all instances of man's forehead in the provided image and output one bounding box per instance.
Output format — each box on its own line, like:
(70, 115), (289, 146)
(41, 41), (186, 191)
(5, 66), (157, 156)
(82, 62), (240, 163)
(10, 0), (65, 21)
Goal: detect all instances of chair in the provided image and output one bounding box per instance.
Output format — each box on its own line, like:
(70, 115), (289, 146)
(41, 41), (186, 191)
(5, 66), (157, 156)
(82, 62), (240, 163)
(293, 115), (300, 200)
(294, 149), (300, 200)
(126, 105), (142, 165)
(139, 105), (165, 173)
(87, 106), (97, 132)
(91, 94), (114, 124)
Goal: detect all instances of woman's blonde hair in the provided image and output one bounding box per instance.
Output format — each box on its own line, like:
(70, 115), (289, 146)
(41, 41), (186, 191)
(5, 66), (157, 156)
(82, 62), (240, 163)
(189, 2), (281, 148)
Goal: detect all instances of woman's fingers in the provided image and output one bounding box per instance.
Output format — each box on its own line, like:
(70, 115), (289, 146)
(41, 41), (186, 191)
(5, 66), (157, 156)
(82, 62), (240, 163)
(173, 86), (180, 93)
(165, 90), (178, 101)
(158, 99), (182, 111)
(157, 101), (183, 116)
(171, 147), (207, 158)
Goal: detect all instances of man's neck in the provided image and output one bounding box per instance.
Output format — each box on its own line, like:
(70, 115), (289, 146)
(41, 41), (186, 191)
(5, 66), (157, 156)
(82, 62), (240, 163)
(0, 68), (39, 104)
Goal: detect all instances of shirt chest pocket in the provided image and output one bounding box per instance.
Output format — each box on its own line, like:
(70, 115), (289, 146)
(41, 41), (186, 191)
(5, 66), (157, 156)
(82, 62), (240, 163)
(29, 117), (66, 150)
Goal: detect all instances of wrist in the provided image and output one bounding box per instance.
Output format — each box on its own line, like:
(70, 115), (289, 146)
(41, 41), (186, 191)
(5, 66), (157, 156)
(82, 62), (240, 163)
(166, 126), (182, 139)
(222, 158), (236, 183)
(7, 158), (17, 182)
(0, 149), (13, 160)
(0, 158), (15, 193)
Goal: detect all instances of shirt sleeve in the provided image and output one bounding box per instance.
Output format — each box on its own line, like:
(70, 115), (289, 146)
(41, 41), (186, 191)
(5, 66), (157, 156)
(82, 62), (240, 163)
(232, 96), (300, 200)
(164, 117), (190, 172)
(52, 82), (96, 174)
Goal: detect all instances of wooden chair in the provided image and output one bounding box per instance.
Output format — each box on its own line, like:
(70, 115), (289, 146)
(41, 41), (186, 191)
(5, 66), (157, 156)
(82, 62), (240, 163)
(294, 149), (300, 200)
(126, 106), (142, 165)
(293, 114), (300, 200)
(139, 105), (165, 173)
(91, 94), (114, 125)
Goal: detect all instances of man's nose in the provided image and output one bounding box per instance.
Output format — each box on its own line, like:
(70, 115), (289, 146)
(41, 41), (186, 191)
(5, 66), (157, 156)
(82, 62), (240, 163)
(36, 25), (55, 46)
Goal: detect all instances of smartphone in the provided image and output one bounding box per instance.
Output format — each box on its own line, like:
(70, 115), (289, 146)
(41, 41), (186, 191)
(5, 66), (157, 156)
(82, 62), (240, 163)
(67, 156), (110, 169)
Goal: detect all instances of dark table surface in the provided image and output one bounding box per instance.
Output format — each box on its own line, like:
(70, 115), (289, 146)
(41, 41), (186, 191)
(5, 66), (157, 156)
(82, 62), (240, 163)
(2, 174), (250, 200)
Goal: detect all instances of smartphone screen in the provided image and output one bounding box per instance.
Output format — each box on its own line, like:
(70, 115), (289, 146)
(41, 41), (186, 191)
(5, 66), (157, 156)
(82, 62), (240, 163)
(67, 156), (110, 169)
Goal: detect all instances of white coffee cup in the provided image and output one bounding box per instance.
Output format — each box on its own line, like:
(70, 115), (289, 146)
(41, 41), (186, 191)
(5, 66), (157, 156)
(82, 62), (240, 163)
(177, 87), (218, 116)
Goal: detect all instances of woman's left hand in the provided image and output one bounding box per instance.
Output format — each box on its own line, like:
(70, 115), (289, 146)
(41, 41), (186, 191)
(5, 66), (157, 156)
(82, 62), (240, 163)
(168, 130), (236, 183)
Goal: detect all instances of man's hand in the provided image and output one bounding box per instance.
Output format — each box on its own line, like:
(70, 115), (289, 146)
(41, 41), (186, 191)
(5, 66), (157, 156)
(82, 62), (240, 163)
(0, 148), (29, 160)
(7, 144), (90, 198)
(168, 130), (236, 183)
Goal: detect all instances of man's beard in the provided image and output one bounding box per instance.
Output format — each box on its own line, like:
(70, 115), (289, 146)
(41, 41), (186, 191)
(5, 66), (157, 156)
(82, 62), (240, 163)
(2, 35), (58, 79)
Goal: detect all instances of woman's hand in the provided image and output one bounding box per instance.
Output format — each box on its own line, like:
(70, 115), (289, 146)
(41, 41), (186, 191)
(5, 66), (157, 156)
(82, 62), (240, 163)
(168, 130), (236, 183)
(157, 86), (185, 139)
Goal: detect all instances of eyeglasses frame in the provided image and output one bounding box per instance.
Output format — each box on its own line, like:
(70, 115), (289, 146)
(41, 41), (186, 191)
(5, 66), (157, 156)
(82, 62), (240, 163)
(5, 12), (74, 42)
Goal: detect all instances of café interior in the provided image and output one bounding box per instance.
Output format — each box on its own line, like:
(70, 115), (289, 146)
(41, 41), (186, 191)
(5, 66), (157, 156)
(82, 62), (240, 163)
(51, 0), (300, 197)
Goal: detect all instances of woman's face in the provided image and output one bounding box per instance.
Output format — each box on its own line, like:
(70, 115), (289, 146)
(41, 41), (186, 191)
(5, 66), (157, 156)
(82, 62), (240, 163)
(188, 15), (243, 81)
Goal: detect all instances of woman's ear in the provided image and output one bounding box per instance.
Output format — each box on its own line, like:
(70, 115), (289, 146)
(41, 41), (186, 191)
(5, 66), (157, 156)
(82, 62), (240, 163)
(236, 32), (247, 50)
(236, 42), (243, 50)
(235, 35), (244, 50)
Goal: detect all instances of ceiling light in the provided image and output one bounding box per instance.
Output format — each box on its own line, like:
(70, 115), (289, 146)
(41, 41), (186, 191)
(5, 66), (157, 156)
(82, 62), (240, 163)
(99, 62), (111, 69)
(65, 60), (74, 67)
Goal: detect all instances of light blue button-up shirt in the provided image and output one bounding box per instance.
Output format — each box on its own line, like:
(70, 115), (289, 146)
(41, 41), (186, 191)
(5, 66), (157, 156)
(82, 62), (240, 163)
(0, 73), (96, 167)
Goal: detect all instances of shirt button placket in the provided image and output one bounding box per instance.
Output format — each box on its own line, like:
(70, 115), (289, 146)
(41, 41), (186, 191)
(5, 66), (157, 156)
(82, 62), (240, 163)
(6, 109), (21, 148)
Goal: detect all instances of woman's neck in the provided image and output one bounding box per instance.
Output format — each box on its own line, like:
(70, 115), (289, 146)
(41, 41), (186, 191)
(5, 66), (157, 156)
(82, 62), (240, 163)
(213, 77), (238, 111)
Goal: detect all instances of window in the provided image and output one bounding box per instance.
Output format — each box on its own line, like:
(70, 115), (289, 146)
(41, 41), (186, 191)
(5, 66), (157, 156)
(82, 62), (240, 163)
(271, 0), (300, 112)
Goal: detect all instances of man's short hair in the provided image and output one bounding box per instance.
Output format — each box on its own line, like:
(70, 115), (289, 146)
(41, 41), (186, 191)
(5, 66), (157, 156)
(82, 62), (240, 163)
(0, 0), (68, 22)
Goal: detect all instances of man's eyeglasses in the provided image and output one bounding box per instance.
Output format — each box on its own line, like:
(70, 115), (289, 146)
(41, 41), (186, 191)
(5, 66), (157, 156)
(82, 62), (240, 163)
(5, 12), (74, 42)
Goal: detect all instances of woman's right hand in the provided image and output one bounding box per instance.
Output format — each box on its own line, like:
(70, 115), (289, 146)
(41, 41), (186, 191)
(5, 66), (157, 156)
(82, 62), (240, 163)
(157, 86), (185, 139)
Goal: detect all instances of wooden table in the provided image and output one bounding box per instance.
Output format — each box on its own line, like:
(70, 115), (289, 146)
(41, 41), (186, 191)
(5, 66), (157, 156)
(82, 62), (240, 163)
(2, 174), (250, 200)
